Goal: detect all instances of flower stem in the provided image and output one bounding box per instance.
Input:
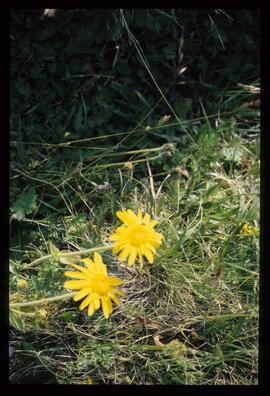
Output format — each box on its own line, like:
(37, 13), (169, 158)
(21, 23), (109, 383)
(84, 146), (165, 161)
(59, 244), (114, 257)
(10, 292), (77, 308)
(11, 308), (36, 317)
(93, 155), (161, 169)
(23, 244), (114, 268)
(24, 254), (52, 268)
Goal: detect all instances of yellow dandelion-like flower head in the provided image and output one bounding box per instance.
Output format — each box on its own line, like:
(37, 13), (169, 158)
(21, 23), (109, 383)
(240, 223), (250, 234)
(240, 222), (260, 235)
(110, 209), (163, 268)
(124, 161), (134, 170)
(64, 252), (124, 319)
(17, 279), (28, 289)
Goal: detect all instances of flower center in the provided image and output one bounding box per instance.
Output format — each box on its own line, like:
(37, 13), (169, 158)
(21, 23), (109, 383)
(128, 224), (147, 246)
(91, 274), (110, 295)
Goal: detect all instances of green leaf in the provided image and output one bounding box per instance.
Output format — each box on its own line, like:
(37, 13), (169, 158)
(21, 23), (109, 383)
(9, 308), (25, 331)
(221, 146), (244, 164)
(10, 187), (37, 220)
(60, 311), (77, 321)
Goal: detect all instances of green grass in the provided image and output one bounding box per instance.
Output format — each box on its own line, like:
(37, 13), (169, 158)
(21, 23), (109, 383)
(10, 9), (259, 384)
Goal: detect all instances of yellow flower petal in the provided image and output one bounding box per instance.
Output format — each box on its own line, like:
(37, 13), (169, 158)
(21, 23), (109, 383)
(112, 243), (126, 254)
(115, 225), (128, 234)
(143, 213), (150, 223)
(64, 280), (91, 290)
(141, 248), (154, 263)
(87, 303), (95, 316)
(69, 263), (92, 275)
(110, 227), (128, 240)
(148, 235), (162, 247)
(127, 209), (139, 223)
(118, 246), (132, 261)
(80, 258), (93, 268)
(79, 293), (95, 310)
(128, 247), (137, 267)
(93, 297), (100, 309)
(109, 234), (117, 241)
(116, 211), (134, 225)
(112, 288), (125, 296)
(101, 296), (112, 319)
(93, 252), (107, 274)
(108, 292), (120, 305)
(73, 287), (92, 302)
(113, 238), (129, 249)
(93, 252), (102, 265)
(138, 209), (143, 223)
(145, 243), (156, 254)
(138, 252), (143, 268)
(147, 220), (158, 228)
(109, 276), (123, 286)
(64, 271), (89, 280)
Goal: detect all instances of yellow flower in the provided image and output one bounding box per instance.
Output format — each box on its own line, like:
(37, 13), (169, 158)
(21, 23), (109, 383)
(240, 223), (250, 234)
(37, 308), (47, 318)
(110, 209), (163, 269)
(124, 161), (134, 170)
(64, 253), (124, 319)
(17, 279), (28, 289)
(240, 222), (260, 236)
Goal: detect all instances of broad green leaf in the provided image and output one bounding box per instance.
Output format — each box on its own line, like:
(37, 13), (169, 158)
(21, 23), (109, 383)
(10, 187), (37, 221)
(221, 146), (244, 164)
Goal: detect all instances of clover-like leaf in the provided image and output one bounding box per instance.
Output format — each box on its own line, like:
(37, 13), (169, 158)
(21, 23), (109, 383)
(11, 187), (37, 220)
